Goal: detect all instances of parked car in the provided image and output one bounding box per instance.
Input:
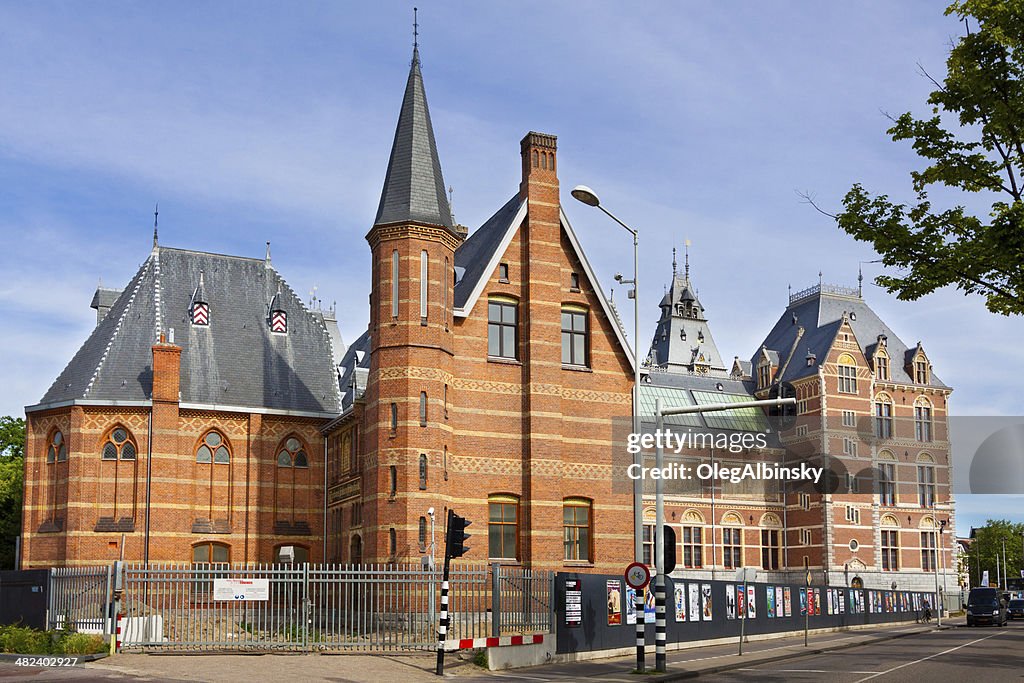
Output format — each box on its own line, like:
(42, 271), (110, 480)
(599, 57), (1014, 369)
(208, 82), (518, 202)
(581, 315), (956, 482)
(965, 587), (1008, 626)
(1008, 599), (1024, 620)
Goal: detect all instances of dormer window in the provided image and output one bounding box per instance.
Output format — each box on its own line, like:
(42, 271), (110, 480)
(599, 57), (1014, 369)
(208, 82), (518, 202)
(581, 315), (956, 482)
(915, 360), (928, 384)
(697, 330), (705, 343)
(875, 354), (889, 380)
(757, 362), (772, 389)
(192, 301), (209, 326)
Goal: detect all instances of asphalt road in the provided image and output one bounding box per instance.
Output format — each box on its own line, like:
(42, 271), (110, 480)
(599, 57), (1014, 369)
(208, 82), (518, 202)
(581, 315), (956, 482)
(703, 620), (1024, 683)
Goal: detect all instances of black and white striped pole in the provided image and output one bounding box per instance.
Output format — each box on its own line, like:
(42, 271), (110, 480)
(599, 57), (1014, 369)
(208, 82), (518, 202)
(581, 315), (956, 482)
(435, 574), (450, 675)
(654, 398), (666, 672)
(635, 588), (645, 671)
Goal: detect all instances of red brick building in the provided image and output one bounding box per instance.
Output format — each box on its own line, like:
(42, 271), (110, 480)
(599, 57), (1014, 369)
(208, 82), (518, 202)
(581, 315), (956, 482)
(22, 42), (954, 594)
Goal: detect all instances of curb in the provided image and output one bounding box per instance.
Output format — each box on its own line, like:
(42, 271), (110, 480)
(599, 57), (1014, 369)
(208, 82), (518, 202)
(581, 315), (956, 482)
(647, 624), (955, 681)
(0, 652), (109, 663)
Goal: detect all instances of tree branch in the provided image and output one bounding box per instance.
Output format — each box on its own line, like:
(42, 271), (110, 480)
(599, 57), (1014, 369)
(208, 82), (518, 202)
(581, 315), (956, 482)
(796, 190), (838, 219)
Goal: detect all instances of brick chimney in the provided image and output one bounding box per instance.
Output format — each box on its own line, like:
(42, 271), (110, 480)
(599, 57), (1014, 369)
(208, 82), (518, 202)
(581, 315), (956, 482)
(519, 131), (558, 201)
(151, 331), (181, 403)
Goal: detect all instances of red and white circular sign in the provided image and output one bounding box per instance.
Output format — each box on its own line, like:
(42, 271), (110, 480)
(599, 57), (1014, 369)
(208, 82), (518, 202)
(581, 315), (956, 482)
(625, 562), (651, 590)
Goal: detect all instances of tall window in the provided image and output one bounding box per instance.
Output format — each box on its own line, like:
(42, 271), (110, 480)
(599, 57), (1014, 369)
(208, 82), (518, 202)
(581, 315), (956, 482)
(838, 355), (857, 394)
(915, 360), (929, 384)
(561, 306), (588, 367)
(388, 465), (397, 498)
(758, 363), (772, 389)
(488, 495), (519, 560)
(879, 460), (896, 506)
(921, 531), (936, 572)
(563, 498), (592, 562)
(914, 399), (933, 442)
(918, 463), (936, 507)
(488, 299), (517, 359)
(642, 523), (655, 566)
(419, 454), (427, 490)
(390, 403), (398, 435)
(443, 256), (449, 324)
(419, 516), (428, 552)
(389, 527), (397, 557)
(420, 250), (428, 320)
(723, 527), (742, 569)
(47, 430), (67, 463)
(761, 529), (780, 570)
(842, 410), (856, 428)
(881, 530), (899, 571)
(196, 430), (229, 463)
(391, 250), (400, 319)
(875, 354), (889, 380)
(874, 394), (893, 439)
(419, 391), (428, 427)
(682, 526), (703, 569)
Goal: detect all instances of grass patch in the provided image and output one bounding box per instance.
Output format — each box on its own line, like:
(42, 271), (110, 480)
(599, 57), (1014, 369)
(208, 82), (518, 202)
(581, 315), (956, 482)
(472, 649), (488, 668)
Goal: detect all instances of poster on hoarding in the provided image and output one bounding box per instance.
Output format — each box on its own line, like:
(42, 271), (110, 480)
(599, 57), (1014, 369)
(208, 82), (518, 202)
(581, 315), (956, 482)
(766, 586), (776, 618)
(689, 583), (700, 622)
(783, 587), (792, 617)
(747, 585), (757, 618)
(565, 578), (582, 628)
(814, 588), (822, 615)
(726, 584), (736, 620)
(625, 586), (638, 625)
(607, 580), (622, 625)
(674, 584), (685, 622)
(702, 584), (713, 621)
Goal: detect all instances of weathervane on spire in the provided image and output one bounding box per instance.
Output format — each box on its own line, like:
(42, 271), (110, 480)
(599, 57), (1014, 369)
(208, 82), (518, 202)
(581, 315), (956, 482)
(672, 247), (677, 277)
(413, 7), (419, 52)
(153, 203), (159, 248)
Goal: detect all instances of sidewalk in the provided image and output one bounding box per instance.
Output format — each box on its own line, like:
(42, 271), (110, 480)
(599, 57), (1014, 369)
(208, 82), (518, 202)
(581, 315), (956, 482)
(78, 619), (959, 682)
(486, 620), (958, 682)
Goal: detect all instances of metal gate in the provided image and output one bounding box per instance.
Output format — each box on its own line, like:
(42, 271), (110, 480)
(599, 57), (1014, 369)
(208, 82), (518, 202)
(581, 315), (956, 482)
(118, 562), (548, 652)
(48, 566), (112, 634)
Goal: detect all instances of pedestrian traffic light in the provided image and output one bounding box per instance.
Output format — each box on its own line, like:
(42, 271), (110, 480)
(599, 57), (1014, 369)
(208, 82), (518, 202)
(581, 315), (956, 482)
(663, 525), (677, 574)
(446, 510), (471, 560)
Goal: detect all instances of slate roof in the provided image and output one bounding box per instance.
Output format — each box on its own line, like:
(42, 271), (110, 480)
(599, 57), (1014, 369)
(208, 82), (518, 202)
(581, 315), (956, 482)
(453, 194), (523, 310)
(374, 47), (453, 231)
(755, 286), (948, 388)
(647, 270), (727, 376)
(33, 246), (342, 415)
(337, 330), (371, 411)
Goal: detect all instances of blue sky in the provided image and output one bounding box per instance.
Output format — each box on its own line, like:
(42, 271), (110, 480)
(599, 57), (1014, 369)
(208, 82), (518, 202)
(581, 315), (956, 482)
(1, 2), (1021, 535)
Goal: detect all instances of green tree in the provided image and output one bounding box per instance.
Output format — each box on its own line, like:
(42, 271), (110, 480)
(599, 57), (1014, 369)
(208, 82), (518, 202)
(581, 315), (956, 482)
(0, 416), (26, 570)
(835, 0), (1024, 316)
(970, 519), (1024, 587)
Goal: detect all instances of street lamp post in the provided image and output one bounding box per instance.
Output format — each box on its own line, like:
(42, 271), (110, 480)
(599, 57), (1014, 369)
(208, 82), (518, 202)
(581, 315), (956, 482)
(571, 185), (645, 671)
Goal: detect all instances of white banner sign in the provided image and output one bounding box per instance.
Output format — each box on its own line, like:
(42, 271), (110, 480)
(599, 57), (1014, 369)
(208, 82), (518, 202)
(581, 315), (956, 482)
(213, 578), (270, 601)
(981, 570), (989, 587)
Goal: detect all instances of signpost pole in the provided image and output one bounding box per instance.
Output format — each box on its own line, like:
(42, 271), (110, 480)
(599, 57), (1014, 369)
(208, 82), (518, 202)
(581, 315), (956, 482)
(625, 562), (651, 673)
(654, 398), (667, 673)
(436, 510), (453, 676)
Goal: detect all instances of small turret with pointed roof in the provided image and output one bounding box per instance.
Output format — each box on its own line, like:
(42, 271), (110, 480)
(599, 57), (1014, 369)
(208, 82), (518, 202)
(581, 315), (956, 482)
(372, 22), (453, 232)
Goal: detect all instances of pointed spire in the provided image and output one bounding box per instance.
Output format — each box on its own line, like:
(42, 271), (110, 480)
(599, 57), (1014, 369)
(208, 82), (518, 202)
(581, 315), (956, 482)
(672, 247), (677, 277)
(858, 263), (864, 297)
(684, 239), (691, 281)
(265, 241), (272, 266)
(373, 12), (453, 231)
(153, 203), (159, 249)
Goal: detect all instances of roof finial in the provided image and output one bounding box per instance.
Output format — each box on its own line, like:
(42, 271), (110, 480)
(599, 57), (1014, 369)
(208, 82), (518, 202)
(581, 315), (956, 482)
(448, 185), (455, 223)
(858, 263), (863, 297)
(672, 246), (677, 277)
(788, 283), (792, 303)
(818, 270), (823, 287)
(684, 239), (691, 281)
(412, 7), (419, 62)
(265, 241), (272, 265)
(153, 203), (159, 248)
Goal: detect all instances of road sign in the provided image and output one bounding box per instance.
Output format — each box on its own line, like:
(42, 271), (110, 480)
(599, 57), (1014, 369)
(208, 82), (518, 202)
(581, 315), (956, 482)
(625, 562), (651, 590)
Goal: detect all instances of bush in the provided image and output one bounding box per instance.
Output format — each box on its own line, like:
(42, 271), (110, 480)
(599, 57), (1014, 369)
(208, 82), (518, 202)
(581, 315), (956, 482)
(0, 624), (106, 655)
(0, 625), (53, 654)
(55, 632), (106, 655)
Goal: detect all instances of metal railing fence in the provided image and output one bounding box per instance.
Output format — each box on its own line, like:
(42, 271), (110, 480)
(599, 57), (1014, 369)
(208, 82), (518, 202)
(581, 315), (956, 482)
(116, 562), (551, 652)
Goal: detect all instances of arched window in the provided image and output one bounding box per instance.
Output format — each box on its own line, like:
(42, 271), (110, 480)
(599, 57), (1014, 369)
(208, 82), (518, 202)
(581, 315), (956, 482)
(350, 534), (363, 565)
(874, 393), (893, 439)
(878, 450), (897, 506)
(874, 348), (889, 380)
(837, 354), (858, 394)
(419, 516), (428, 552)
(721, 511), (744, 570)
(102, 426), (136, 460)
(276, 435), (309, 468)
(914, 396), (933, 442)
(192, 541), (230, 565)
(196, 430), (230, 463)
(681, 510), (705, 570)
(47, 430), (66, 463)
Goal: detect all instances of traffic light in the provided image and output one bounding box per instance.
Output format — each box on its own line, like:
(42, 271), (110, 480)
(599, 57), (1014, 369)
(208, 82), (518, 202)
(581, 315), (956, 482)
(446, 510), (472, 560)
(663, 525), (677, 574)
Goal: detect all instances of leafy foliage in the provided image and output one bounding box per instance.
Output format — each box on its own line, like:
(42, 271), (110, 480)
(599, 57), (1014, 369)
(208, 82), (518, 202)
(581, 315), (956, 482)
(0, 415), (26, 570)
(968, 519), (1024, 586)
(0, 624), (106, 655)
(837, 0), (1024, 315)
